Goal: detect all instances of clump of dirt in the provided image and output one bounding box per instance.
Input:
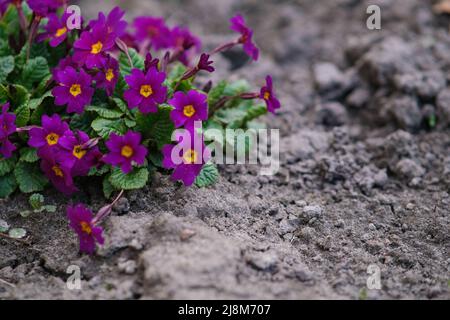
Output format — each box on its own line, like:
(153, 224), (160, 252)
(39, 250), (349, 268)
(1, 0), (449, 300)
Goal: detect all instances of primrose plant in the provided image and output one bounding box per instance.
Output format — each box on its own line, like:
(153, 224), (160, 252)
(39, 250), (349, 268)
(0, 1), (281, 254)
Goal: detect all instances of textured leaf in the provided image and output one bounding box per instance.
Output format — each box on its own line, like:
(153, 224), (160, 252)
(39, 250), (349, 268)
(135, 105), (174, 149)
(29, 91), (52, 110)
(119, 48), (144, 77)
(21, 56), (50, 89)
(14, 161), (48, 193)
(86, 105), (123, 119)
(19, 147), (39, 163)
(91, 118), (127, 139)
(244, 104), (267, 122)
(29, 193), (44, 210)
(109, 167), (149, 190)
(0, 172), (17, 198)
(195, 163), (219, 187)
(207, 80), (227, 107)
(103, 174), (115, 199)
(15, 103), (30, 127)
(0, 55), (14, 83)
(8, 228), (26, 239)
(0, 155), (17, 176)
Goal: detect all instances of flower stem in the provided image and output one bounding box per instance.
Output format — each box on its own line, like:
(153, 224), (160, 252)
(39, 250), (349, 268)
(92, 190), (124, 225)
(26, 15), (41, 60)
(209, 39), (239, 56)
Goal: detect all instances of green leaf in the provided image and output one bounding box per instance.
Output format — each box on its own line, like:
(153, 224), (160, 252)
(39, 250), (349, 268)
(112, 97), (133, 118)
(208, 80), (227, 107)
(10, 84), (30, 108)
(135, 105), (174, 149)
(19, 147), (39, 163)
(223, 79), (251, 96)
(14, 161), (48, 193)
(91, 117), (127, 139)
(103, 174), (115, 199)
(109, 166), (149, 190)
(86, 105), (123, 119)
(8, 228), (26, 239)
(29, 91), (52, 110)
(0, 55), (14, 83)
(29, 193), (44, 210)
(21, 57), (50, 89)
(244, 104), (267, 122)
(42, 205), (57, 213)
(0, 218), (9, 233)
(0, 172), (17, 198)
(119, 48), (144, 77)
(0, 39), (12, 56)
(0, 155), (17, 176)
(195, 163), (219, 187)
(15, 103), (30, 127)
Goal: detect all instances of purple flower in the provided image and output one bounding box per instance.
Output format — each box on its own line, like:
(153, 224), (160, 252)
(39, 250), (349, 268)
(197, 53), (214, 73)
(260, 75), (280, 114)
(41, 152), (78, 195)
(52, 56), (79, 82)
(52, 66), (94, 114)
(123, 68), (167, 114)
(89, 6), (127, 38)
(59, 130), (101, 176)
(67, 204), (104, 254)
(28, 114), (69, 158)
(133, 16), (171, 50)
(0, 103), (16, 159)
(170, 26), (201, 65)
(103, 131), (148, 174)
(27, 0), (65, 17)
(169, 90), (208, 128)
(162, 124), (211, 186)
(73, 24), (115, 69)
(230, 14), (259, 61)
(94, 56), (119, 96)
(37, 12), (70, 47)
(144, 52), (159, 72)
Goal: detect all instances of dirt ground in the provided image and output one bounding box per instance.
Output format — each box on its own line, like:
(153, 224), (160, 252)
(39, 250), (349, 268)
(1, 0), (449, 299)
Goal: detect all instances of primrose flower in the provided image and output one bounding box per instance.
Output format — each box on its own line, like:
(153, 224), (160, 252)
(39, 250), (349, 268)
(52, 56), (79, 82)
(133, 16), (171, 50)
(103, 131), (148, 174)
(73, 24), (115, 69)
(0, 103), (16, 159)
(89, 6), (127, 38)
(52, 66), (94, 114)
(27, 0), (65, 17)
(230, 14), (259, 61)
(67, 204), (104, 254)
(37, 12), (71, 47)
(41, 152), (78, 195)
(170, 26), (201, 65)
(94, 56), (119, 96)
(260, 75), (281, 114)
(169, 90), (208, 128)
(123, 68), (167, 114)
(59, 130), (101, 176)
(28, 114), (69, 158)
(162, 124), (211, 186)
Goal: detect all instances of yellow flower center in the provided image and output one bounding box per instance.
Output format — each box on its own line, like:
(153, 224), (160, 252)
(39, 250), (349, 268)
(140, 84), (153, 98)
(69, 84), (82, 97)
(105, 68), (114, 82)
(55, 27), (67, 37)
(121, 145), (134, 158)
(91, 41), (103, 54)
(52, 165), (64, 177)
(183, 149), (198, 164)
(264, 91), (270, 100)
(80, 221), (92, 235)
(46, 133), (59, 146)
(73, 145), (87, 160)
(183, 105), (195, 117)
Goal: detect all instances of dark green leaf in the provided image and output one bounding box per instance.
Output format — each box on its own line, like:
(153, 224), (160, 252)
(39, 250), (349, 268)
(0, 172), (17, 198)
(109, 166), (149, 190)
(14, 161), (48, 193)
(0, 55), (14, 83)
(91, 117), (127, 139)
(135, 105), (174, 149)
(195, 163), (219, 187)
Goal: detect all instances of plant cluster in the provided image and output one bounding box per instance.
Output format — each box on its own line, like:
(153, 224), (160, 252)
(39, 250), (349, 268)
(0, 0), (280, 253)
